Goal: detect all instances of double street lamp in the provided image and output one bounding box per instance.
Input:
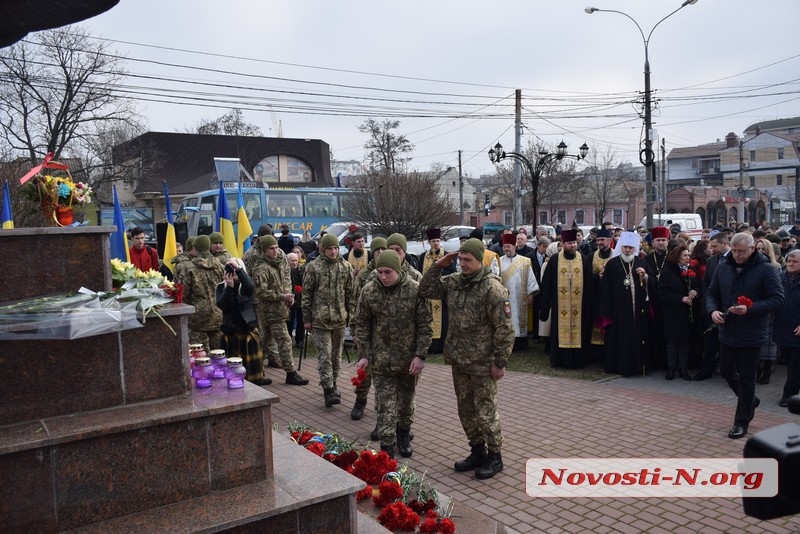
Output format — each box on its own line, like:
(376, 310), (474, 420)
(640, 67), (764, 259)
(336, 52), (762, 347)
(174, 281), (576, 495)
(489, 140), (589, 229)
(585, 0), (698, 229)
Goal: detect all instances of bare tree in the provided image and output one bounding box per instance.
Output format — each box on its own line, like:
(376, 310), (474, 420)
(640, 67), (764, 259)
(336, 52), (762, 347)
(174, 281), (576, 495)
(191, 108), (262, 136)
(583, 147), (638, 224)
(0, 26), (137, 166)
(341, 171), (458, 238)
(358, 118), (414, 174)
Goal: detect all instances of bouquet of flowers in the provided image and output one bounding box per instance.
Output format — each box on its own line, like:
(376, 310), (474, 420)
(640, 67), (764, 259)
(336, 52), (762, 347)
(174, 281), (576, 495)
(681, 269), (697, 322)
(110, 258), (182, 333)
(704, 295), (752, 334)
(22, 174), (93, 208)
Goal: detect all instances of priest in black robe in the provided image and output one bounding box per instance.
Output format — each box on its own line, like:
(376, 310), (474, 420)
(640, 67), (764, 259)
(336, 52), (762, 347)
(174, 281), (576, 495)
(538, 229), (593, 368)
(599, 232), (649, 377)
(644, 226), (671, 371)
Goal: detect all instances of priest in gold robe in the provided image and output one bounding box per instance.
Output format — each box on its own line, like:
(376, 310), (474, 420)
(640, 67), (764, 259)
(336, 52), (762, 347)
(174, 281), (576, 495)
(418, 227), (454, 353)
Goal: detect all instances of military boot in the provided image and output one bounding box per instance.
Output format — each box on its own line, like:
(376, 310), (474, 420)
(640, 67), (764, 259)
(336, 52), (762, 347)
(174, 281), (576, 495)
(454, 443), (487, 472)
(397, 424), (414, 441)
(285, 371), (309, 386)
(333, 383), (341, 398)
(350, 399), (367, 420)
(324, 388), (340, 407)
(370, 425), (380, 442)
(380, 444), (396, 459)
(397, 428), (413, 458)
(475, 452), (503, 480)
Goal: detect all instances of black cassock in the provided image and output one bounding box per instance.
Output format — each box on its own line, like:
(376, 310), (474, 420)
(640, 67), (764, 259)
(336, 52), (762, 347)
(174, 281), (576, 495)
(538, 251), (593, 368)
(599, 256), (649, 376)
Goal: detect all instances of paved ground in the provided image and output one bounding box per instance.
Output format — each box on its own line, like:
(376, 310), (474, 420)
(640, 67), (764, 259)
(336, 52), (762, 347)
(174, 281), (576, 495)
(268, 357), (800, 534)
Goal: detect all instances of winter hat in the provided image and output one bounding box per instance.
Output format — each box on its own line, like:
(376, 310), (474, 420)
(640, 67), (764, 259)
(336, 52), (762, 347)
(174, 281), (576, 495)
(209, 232), (224, 244)
(257, 224), (273, 237)
(194, 235), (211, 252)
(425, 228), (441, 240)
(501, 233), (516, 246)
(469, 228), (484, 240)
(320, 233), (339, 250)
(651, 226), (670, 240)
(375, 249), (402, 272)
(386, 233), (408, 252)
(185, 236), (196, 252)
(459, 238), (485, 262)
(259, 235), (278, 250)
(370, 237), (387, 252)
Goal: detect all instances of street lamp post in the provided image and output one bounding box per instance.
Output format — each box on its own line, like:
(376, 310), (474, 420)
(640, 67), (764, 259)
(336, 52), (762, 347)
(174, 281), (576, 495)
(585, 0), (698, 229)
(489, 141), (589, 229)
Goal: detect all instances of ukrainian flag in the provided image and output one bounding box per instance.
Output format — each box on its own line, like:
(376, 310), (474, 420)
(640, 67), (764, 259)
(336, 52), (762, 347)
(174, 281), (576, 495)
(236, 183), (253, 258)
(216, 181), (239, 257)
(162, 180), (178, 275)
(2, 182), (13, 229)
(111, 185), (130, 262)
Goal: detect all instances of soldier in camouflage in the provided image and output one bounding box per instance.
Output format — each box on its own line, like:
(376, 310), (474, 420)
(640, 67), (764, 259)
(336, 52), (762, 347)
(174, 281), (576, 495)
(172, 236), (196, 284)
(354, 250), (432, 458)
(418, 237), (514, 480)
(252, 236), (309, 385)
(302, 233), (355, 407)
(385, 233), (422, 282)
(183, 235), (225, 351)
(209, 232), (232, 265)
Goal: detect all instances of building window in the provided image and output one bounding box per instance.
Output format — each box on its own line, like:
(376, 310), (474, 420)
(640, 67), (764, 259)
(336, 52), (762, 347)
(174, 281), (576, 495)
(575, 210), (585, 225)
(254, 155), (314, 183)
(749, 150), (756, 162)
(777, 174), (783, 186)
(778, 147), (784, 160)
(612, 210), (623, 225)
(557, 211), (566, 226)
(539, 212), (549, 225)
(749, 175), (755, 187)
(504, 212), (512, 226)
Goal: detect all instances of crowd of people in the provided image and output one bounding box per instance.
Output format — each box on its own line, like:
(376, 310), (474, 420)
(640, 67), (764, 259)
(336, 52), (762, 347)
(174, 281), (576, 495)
(124, 216), (799, 481)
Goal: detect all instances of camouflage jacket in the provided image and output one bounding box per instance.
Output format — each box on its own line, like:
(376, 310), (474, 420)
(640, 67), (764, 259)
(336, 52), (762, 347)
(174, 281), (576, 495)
(213, 249), (232, 267)
(418, 264), (513, 374)
(352, 259), (421, 339)
(354, 272), (432, 373)
(253, 256), (292, 323)
(172, 252), (193, 283)
(242, 245), (262, 274)
(183, 252), (225, 331)
(302, 254), (354, 330)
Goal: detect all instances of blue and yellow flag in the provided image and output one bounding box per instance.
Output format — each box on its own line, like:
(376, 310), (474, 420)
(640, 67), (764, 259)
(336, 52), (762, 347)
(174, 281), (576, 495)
(162, 180), (178, 274)
(111, 185), (130, 262)
(236, 183), (253, 258)
(216, 181), (239, 257)
(2, 182), (13, 229)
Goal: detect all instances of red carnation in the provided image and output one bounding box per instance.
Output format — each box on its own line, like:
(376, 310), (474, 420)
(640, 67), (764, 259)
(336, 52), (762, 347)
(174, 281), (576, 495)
(294, 285), (302, 294)
(305, 442), (325, 456)
(356, 485), (373, 502)
(377, 501), (420, 531)
(439, 517), (456, 534)
(737, 295), (753, 307)
(351, 368), (368, 388)
(373, 480), (404, 507)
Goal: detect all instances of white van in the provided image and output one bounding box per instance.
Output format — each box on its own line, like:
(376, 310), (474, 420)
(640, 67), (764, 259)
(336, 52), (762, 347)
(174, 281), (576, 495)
(639, 214), (704, 240)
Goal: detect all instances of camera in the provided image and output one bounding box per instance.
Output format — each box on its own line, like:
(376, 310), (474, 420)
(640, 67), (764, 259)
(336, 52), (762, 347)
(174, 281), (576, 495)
(224, 263), (236, 274)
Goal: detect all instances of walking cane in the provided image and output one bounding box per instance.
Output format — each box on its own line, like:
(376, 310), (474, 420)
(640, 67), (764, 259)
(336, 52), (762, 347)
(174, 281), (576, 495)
(298, 334), (307, 371)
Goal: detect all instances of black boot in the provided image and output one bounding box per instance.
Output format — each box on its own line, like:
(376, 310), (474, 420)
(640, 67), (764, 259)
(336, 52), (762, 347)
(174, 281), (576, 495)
(454, 443), (487, 472)
(396, 424), (414, 441)
(759, 363), (772, 385)
(333, 383), (341, 398)
(350, 399), (366, 420)
(665, 369), (675, 380)
(370, 425), (380, 442)
(380, 444), (396, 459)
(475, 452), (504, 480)
(397, 428), (413, 458)
(324, 388), (340, 407)
(285, 371), (309, 385)
(679, 369), (692, 381)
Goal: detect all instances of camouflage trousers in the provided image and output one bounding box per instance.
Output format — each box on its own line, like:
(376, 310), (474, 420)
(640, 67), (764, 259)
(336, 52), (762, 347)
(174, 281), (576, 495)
(373, 370), (419, 448)
(255, 303), (280, 365)
(189, 330), (223, 352)
(265, 321), (297, 374)
(451, 366), (503, 453)
(311, 328), (344, 390)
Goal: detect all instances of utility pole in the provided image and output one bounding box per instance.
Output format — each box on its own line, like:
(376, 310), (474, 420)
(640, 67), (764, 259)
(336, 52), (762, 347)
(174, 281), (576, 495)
(660, 138), (666, 213)
(738, 140), (745, 223)
(458, 150), (464, 225)
(513, 90), (522, 228)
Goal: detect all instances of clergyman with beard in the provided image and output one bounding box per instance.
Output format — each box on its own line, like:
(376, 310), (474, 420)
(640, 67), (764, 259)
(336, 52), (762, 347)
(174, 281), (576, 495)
(645, 225), (671, 371)
(598, 232), (649, 376)
(589, 228), (614, 360)
(538, 228), (593, 368)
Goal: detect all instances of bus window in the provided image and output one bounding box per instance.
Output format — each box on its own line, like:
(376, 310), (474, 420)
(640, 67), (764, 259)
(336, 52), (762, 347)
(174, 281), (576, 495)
(198, 214), (213, 236)
(304, 193), (337, 217)
(267, 193), (302, 218)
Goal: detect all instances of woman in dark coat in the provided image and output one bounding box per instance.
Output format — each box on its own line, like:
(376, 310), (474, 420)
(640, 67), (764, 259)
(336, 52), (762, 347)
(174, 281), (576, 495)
(658, 244), (701, 380)
(774, 249), (800, 407)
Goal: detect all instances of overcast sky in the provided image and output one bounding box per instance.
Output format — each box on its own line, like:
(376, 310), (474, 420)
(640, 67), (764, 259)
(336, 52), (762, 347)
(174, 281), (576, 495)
(72, 0), (799, 178)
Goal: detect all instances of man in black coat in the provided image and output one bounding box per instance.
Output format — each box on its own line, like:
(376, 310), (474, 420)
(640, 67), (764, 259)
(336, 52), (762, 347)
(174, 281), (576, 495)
(706, 233), (784, 439)
(693, 232), (730, 380)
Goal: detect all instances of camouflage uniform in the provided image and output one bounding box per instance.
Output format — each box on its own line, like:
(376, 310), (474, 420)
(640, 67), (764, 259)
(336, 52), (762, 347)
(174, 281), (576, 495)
(212, 249), (232, 266)
(183, 251), (225, 351)
(253, 254), (299, 374)
(354, 273), (432, 448)
(352, 259), (422, 403)
(418, 264), (513, 454)
(245, 244), (289, 367)
(302, 253), (354, 390)
(171, 252), (192, 284)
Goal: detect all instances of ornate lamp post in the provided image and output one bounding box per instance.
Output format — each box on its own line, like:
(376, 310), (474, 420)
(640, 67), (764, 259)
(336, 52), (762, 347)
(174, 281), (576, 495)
(489, 140), (589, 229)
(585, 0), (698, 229)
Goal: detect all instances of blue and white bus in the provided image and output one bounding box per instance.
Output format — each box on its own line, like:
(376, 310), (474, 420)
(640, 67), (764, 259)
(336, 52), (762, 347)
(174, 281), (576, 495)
(176, 184), (358, 239)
